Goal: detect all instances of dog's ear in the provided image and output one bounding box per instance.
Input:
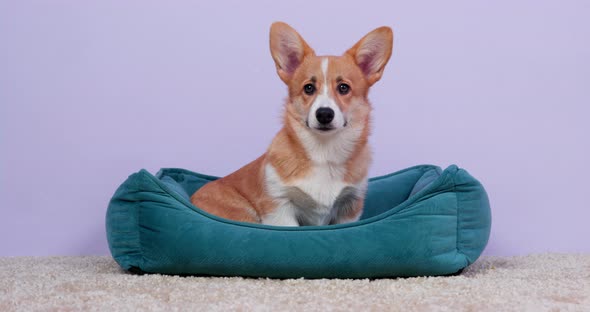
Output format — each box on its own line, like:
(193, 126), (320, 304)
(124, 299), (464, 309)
(270, 22), (315, 83)
(345, 27), (393, 86)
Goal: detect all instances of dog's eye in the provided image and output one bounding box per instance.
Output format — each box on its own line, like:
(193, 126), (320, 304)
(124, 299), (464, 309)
(303, 84), (316, 95)
(338, 83), (350, 95)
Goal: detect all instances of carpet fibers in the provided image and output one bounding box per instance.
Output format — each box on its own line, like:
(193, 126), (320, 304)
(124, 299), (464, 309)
(1, 254), (589, 311)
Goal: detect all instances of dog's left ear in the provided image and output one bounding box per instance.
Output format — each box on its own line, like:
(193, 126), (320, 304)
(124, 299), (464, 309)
(346, 27), (393, 86)
(270, 22), (315, 84)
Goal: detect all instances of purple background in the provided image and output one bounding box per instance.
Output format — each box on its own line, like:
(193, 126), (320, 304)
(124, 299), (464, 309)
(1, 1), (589, 256)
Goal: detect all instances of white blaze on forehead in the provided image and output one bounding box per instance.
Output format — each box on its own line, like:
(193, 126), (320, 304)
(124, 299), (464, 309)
(321, 58), (329, 95)
(321, 57), (329, 73)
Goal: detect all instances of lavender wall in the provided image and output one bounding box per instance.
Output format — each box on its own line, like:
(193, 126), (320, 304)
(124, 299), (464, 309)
(1, 1), (588, 256)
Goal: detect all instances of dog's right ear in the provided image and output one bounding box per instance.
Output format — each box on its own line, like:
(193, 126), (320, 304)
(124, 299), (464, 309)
(270, 22), (315, 83)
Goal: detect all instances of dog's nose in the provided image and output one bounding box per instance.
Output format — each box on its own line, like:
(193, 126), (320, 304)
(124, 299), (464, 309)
(316, 107), (334, 125)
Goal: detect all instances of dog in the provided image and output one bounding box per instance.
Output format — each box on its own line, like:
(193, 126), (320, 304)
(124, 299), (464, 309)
(191, 22), (393, 226)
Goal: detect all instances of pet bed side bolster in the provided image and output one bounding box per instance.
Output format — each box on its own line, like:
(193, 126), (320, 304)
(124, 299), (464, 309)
(454, 168), (492, 265)
(106, 170), (147, 271)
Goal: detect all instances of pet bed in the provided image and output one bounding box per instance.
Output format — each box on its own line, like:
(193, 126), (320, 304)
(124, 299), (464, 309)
(106, 164), (491, 278)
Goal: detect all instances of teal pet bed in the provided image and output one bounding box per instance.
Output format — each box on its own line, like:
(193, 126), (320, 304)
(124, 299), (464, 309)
(106, 164), (491, 279)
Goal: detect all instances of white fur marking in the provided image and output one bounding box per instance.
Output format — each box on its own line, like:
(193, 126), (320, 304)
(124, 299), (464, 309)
(321, 58), (329, 90)
(263, 165), (299, 226)
(261, 202), (300, 226)
(264, 162), (366, 226)
(321, 57), (329, 97)
(321, 58), (329, 74)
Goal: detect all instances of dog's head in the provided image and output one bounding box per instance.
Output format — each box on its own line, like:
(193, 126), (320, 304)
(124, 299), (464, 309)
(270, 22), (393, 135)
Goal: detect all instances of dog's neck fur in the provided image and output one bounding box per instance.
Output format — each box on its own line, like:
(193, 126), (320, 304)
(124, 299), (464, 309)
(267, 108), (370, 181)
(293, 119), (364, 165)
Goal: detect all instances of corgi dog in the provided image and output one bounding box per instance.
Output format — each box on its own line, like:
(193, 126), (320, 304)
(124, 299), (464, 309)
(191, 22), (393, 226)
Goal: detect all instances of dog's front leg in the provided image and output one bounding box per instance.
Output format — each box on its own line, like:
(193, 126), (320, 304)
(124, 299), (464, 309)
(330, 186), (364, 225)
(261, 200), (300, 226)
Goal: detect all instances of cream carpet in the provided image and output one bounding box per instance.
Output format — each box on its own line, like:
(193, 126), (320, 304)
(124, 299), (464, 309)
(1, 254), (589, 311)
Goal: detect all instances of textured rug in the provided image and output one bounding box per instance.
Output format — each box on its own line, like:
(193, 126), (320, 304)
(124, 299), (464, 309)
(1, 254), (589, 311)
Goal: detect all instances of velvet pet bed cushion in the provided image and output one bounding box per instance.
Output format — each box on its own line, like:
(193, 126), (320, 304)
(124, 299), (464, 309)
(106, 164), (491, 279)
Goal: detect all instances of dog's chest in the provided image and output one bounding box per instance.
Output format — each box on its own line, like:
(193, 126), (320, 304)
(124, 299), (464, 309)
(293, 164), (350, 208)
(265, 163), (351, 209)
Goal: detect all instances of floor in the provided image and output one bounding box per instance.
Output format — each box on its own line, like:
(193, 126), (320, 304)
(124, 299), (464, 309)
(1, 254), (589, 311)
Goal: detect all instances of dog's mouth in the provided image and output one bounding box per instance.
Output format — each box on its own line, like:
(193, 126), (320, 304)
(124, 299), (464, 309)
(306, 122), (335, 133)
(304, 120), (347, 133)
(316, 126), (335, 132)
